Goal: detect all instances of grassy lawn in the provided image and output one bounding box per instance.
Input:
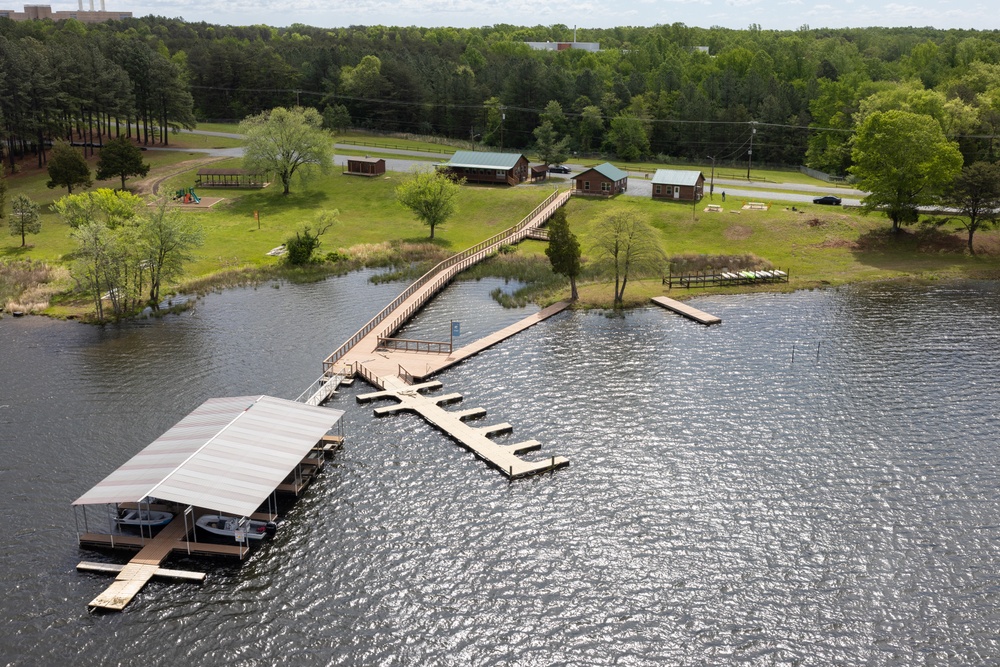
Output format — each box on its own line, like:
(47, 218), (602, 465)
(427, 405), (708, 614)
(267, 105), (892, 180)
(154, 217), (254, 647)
(4, 144), (999, 318)
(530, 196), (1000, 308)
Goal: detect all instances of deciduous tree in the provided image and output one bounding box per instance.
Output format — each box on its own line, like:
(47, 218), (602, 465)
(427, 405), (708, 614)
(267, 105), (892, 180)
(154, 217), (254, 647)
(395, 169), (463, 239)
(941, 161), (1000, 254)
(608, 112), (650, 162)
(96, 136), (149, 190)
(47, 140), (92, 194)
(52, 188), (144, 228)
(849, 110), (963, 232)
(593, 209), (664, 309)
(544, 207), (581, 300)
(240, 106), (334, 195)
(140, 199), (204, 306)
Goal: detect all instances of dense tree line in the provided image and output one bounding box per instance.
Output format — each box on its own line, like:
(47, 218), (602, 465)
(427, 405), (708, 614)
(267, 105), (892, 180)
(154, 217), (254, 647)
(0, 17), (194, 169)
(6, 17), (1000, 172)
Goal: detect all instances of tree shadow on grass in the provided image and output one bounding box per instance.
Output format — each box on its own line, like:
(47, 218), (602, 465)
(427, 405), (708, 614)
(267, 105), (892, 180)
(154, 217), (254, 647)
(850, 225), (972, 270)
(0, 245), (33, 259)
(222, 189), (330, 216)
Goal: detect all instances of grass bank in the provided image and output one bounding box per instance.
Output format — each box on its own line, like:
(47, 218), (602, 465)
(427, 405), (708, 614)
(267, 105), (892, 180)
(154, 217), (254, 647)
(4, 139), (999, 318)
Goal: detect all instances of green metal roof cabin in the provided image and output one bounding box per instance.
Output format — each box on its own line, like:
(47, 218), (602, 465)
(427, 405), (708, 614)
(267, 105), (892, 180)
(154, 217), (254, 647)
(573, 162), (629, 196)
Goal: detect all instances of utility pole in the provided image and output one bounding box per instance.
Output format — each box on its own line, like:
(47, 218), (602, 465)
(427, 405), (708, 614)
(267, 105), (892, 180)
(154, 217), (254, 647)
(499, 107), (506, 151)
(707, 155), (716, 199)
(747, 122), (756, 180)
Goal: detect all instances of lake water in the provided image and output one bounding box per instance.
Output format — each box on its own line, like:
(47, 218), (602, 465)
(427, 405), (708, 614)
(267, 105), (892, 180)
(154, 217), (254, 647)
(1, 274), (998, 666)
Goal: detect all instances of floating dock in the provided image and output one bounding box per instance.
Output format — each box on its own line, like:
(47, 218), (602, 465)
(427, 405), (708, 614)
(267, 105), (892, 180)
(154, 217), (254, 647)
(358, 376), (568, 478)
(651, 296), (721, 325)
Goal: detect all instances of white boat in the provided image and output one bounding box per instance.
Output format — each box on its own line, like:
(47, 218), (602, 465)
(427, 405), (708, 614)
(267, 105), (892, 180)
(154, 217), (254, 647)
(116, 509), (174, 527)
(196, 514), (275, 541)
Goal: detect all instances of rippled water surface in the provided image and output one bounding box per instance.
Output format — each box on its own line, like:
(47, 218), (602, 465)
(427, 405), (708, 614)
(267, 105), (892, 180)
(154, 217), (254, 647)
(1, 275), (999, 666)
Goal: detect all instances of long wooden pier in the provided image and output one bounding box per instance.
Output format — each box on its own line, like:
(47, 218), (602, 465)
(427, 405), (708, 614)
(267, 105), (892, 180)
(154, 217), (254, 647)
(358, 376), (569, 478)
(302, 189), (573, 478)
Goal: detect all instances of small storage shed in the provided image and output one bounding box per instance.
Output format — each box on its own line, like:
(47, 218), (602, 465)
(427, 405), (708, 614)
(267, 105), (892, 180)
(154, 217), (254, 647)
(530, 165), (548, 181)
(345, 157), (386, 177)
(439, 151), (530, 186)
(652, 169), (705, 201)
(573, 162), (628, 196)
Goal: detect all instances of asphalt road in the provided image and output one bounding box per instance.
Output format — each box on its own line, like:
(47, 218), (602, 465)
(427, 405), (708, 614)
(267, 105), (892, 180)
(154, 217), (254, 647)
(158, 129), (865, 206)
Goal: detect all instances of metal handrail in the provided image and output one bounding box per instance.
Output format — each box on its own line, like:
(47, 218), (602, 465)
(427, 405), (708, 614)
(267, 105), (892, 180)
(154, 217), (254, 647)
(322, 189), (566, 374)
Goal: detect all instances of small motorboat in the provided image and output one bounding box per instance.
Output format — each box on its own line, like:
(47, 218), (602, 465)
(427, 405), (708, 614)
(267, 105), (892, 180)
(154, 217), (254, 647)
(196, 514), (275, 541)
(116, 509), (174, 527)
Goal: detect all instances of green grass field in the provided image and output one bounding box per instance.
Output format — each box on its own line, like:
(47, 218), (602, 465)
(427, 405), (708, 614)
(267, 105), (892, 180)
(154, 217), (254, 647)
(3, 135), (999, 317)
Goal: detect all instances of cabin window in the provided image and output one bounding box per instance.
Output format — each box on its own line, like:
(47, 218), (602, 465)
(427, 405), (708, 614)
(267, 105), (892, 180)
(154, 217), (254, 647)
(655, 185), (661, 194)
(601, 182), (611, 192)
(584, 181), (590, 190)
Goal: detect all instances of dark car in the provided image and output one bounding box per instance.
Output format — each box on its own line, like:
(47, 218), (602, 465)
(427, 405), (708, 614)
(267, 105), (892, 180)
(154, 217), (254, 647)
(813, 195), (842, 205)
(548, 165), (571, 174)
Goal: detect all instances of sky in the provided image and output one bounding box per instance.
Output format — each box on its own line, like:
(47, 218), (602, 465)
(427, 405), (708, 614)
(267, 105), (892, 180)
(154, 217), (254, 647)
(82, 0), (999, 32)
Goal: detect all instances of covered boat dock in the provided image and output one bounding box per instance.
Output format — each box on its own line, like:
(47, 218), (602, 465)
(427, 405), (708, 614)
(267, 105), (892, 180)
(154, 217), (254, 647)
(72, 395), (344, 611)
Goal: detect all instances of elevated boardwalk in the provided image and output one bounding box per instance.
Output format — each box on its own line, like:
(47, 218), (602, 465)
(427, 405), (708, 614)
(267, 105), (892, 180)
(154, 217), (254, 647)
(320, 189), (570, 383)
(651, 296), (721, 326)
(304, 189), (573, 479)
(358, 376), (569, 478)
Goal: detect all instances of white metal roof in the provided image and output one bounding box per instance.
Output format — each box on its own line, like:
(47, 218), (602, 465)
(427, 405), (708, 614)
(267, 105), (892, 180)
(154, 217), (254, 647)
(652, 169), (704, 186)
(73, 395), (343, 517)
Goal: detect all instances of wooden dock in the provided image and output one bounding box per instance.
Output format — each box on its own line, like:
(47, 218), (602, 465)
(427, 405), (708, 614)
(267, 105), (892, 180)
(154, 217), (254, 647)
(322, 189), (570, 381)
(651, 296), (721, 325)
(358, 376), (568, 478)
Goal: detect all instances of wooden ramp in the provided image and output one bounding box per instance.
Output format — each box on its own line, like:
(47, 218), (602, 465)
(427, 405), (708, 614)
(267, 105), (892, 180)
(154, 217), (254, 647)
(358, 376), (568, 479)
(323, 189), (571, 380)
(651, 296), (721, 325)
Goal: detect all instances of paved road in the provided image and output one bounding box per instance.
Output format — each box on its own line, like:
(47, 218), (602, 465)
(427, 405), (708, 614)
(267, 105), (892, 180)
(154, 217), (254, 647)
(157, 129), (865, 205)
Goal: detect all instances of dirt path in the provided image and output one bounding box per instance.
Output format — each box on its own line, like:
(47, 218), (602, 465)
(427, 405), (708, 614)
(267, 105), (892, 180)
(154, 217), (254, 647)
(133, 155), (228, 197)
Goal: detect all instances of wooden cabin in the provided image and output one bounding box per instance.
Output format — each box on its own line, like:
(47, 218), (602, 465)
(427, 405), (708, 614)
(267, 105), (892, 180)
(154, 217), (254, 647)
(573, 162), (628, 196)
(651, 169), (705, 202)
(439, 151), (530, 186)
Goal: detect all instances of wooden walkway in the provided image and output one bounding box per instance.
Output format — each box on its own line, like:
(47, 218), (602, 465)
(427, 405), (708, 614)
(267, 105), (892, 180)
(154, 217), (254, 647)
(320, 189), (570, 383)
(86, 515), (212, 611)
(358, 376), (569, 478)
(651, 296), (721, 325)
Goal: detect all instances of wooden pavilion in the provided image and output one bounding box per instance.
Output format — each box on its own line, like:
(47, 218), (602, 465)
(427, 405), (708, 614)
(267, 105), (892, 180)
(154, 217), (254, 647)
(196, 168), (266, 188)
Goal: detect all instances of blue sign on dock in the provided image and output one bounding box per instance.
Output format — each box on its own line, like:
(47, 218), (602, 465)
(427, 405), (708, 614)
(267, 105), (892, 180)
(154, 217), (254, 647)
(451, 321), (461, 338)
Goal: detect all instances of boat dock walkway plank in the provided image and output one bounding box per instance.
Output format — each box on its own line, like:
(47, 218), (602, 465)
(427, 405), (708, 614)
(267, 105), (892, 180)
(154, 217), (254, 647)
(84, 510), (251, 611)
(353, 300), (571, 387)
(359, 375), (568, 479)
(651, 296), (722, 326)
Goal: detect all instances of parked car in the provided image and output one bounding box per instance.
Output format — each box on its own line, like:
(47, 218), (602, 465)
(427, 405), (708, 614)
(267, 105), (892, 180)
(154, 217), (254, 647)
(548, 165), (571, 174)
(813, 195), (842, 205)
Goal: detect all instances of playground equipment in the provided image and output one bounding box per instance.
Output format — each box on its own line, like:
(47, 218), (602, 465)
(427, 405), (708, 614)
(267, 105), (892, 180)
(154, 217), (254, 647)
(174, 187), (201, 204)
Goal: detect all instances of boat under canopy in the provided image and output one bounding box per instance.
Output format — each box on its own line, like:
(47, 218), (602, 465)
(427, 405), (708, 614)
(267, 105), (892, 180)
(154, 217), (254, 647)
(72, 395), (344, 518)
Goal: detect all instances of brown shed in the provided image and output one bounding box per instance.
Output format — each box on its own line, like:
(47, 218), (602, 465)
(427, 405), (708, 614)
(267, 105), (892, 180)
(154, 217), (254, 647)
(573, 162), (628, 196)
(651, 169), (705, 202)
(345, 157), (386, 177)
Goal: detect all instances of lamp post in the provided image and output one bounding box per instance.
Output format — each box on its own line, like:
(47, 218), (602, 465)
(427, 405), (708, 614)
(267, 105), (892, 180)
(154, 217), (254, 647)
(747, 122), (756, 181)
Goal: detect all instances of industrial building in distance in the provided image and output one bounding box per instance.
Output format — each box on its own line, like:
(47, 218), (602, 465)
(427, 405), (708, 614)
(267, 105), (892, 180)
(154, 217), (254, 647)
(0, 1), (131, 22)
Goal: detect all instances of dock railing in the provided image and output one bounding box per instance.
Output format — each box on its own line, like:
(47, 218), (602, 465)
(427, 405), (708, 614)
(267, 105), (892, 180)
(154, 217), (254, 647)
(322, 189), (566, 375)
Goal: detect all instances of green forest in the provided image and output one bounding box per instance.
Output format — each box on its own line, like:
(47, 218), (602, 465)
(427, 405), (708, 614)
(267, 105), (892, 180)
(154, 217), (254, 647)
(4, 17), (1000, 174)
